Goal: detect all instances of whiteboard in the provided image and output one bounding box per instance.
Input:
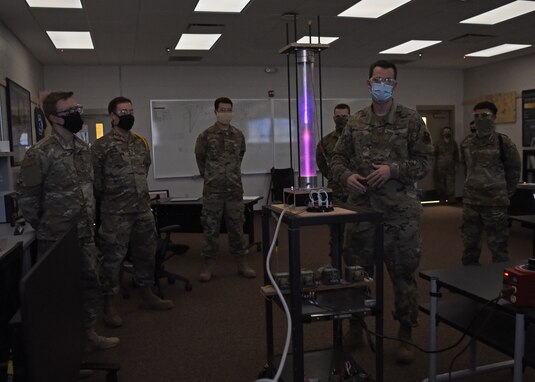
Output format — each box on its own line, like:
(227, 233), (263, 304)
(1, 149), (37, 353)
(150, 98), (370, 178)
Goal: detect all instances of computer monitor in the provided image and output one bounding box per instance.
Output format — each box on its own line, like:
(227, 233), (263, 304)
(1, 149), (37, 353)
(16, 226), (83, 382)
(0, 242), (23, 363)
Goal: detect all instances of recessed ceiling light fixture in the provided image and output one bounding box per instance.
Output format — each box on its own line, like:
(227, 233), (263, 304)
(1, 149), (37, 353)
(174, 34), (222, 50)
(194, 0), (251, 13)
(26, 0), (82, 8)
(338, 0), (412, 18)
(380, 40), (441, 54)
(465, 43), (531, 57)
(295, 36), (339, 44)
(460, 1), (535, 25)
(46, 31), (94, 49)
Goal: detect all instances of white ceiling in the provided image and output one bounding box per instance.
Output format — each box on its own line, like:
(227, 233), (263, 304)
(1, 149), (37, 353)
(0, 0), (534, 69)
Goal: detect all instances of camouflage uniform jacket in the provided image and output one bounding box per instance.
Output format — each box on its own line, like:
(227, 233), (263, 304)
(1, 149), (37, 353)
(434, 138), (459, 170)
(92, 129), (152, 214)
(195, 124), (245, 198)
(316, 126), (349, 200)
(460, 132), (520, 206)
(16, 130), (95, 240)
(331, 102), (434, 218)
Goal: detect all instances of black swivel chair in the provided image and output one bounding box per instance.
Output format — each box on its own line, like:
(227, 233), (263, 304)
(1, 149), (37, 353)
(154, 225), (192, 296)
(267, 167), (295, 204)
(119, 190), (193, 298)
(120, 224), (192, 299)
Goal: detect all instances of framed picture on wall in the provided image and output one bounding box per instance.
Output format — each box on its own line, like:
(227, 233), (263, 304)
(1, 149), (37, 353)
(6, 78), (32, 166)
(522, 88), (535, 147)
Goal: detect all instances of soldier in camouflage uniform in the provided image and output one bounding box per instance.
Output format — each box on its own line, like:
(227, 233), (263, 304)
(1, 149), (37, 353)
(434, 126), (459, 203)
(330, 60), (433, 364)
(92, 97), (173, 328)
(194, 97), (256, 282)
(17, 91), (119, 352)
(460, 101), (520, 265)
(316, 103), (351, 204)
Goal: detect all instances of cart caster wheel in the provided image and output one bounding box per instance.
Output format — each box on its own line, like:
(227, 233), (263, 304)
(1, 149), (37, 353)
(257, 364), (276, 380)
(256, 243), (262, 252)
(185, 283), (193, 292)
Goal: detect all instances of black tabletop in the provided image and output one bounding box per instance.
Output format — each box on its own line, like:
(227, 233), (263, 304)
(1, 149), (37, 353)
(509, 215), (535, 225)
(420, 260), (535, 319)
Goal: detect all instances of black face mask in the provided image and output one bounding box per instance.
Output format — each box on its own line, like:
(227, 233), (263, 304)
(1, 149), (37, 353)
(116, 114), (135, 131)
(62, 112), (84, 134)
(334, 116), (348, 128)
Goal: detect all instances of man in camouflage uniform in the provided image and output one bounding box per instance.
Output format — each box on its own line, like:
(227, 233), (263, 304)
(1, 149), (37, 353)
(195, 97), (256, 282)
(17, 91), (119, 352)
(434, 126), (459, 203)
(316, 103), (351, 204)
(331, 60), (433, 364)
(460, 101), (520, 265)
(317, 104), (364, 348)
(92, 96), (173, 328)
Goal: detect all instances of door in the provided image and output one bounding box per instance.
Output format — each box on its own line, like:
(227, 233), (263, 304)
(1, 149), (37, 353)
(81, 113), (108, 144)
(416, 106), (455, 199)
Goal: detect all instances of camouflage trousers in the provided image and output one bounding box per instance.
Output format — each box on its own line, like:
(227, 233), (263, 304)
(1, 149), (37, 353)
(434, 167), (455, 202)
(98, 210), (157, 295)
(38, 237), (101, 329)
(328, 194), (348, 257)
(344, 217), (422, 326)
(461, 204), (509, 265)
(201, 194), (246, 260)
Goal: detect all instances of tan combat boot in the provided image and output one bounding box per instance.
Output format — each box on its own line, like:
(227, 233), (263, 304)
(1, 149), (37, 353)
(84, 328), (119, 353)
(199, 258), (215, 282)
(237, 257), (256, 278)
(103, 295), (123, 328)
(344, 319), (365, 351)
(396, 324), (415, 364)
(139, 285), (174, 310)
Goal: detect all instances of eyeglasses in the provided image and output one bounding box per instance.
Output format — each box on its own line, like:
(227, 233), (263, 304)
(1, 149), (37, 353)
(115, 109), (134, 116)
(55, 105), (83, 117)
(370, 76), (397, 86)
(473, 112), (494, 119)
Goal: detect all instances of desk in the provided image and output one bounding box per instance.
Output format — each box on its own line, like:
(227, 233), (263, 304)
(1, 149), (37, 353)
(0, 223), (36, 273)
(151, 196), (263, 251)
(420, 261), (535, 382)
(510, 215), (535, 257)
(509, 184), (535, 216)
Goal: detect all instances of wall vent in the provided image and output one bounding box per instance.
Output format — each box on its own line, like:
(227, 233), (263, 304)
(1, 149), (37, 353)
(168, 56), (203, 62)
(186, 23), (225, 34)
(449, 33), (494, 43)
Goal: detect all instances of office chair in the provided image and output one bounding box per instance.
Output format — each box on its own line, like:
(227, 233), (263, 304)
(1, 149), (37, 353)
(154, 225), (192, 296)
(121, 224), (192, 299)
(267, 167), (295, 204)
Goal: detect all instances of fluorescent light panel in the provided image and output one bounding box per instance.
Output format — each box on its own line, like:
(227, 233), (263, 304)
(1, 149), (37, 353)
(26, 0), (82, 8)
(380, 40), (441, 54)
(46, 31), (94, 49)
(175, 34), (222, 50)
(194, 0), (251, 13)
(460, 1), (535, 25)
(465, 43), (531, 57)
(296, 36), (339, 44)
(338, 0), (412, 18)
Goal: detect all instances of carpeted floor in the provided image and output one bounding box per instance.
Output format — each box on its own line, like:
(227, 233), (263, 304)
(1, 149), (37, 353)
(84, 204), (534, 382)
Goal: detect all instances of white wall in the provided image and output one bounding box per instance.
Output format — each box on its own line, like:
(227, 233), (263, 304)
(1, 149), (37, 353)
(464, 53), (535, 153)
(43, 64), (464, 202)
(0, 21), (43, 190)
(0, 22), (43, 99)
